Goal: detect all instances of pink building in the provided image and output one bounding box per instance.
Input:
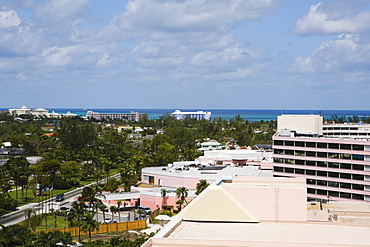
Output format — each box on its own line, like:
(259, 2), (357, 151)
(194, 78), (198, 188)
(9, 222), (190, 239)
(273, 115), (370, 203)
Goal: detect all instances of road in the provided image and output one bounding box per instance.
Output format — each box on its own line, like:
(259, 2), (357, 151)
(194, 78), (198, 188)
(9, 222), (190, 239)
(0, 173), (124, 227)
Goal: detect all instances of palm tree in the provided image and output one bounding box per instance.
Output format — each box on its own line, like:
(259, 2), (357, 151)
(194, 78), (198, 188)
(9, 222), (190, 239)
(80, 211), (99, 243)
(161, 188), (168, 207)
(68, 201), (86, 241)
(117, 201), (122, 222)
(110, 205), (117, 221)
(97, 202), (107, 223)
(176, 186), (188, 211)
(195, 179), (209, 195)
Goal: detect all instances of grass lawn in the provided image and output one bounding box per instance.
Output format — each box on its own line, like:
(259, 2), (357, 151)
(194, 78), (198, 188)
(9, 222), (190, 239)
(35, 214), (69, 231)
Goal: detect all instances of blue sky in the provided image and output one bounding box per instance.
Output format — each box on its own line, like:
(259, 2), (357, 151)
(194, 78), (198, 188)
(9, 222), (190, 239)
(1, 0), (370, 110)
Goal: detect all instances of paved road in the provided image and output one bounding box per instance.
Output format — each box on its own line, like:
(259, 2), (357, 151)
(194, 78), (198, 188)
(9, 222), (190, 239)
(0, 173), (123, 227)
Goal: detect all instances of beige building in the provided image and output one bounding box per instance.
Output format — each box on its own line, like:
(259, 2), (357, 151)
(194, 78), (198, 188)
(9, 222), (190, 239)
(277, 114), (323, 135)
(143, 177), (370, 247)
(9, 105), (31, 116)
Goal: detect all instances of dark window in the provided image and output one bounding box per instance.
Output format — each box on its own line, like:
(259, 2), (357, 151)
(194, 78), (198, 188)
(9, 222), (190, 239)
(307, 188), (316, 194)
(285, 159), (294, 164)
(317, 152), (327, 158)
(352, 184), (364, 190)
(285, 168), (294, 173)
(340, 163), (351, 169)
(317, 171), (327, 177)
(352, 194), (364, 200)
(328, 172), (339, 178)
(317, 180), (327, 186)
(352, 154), (364, 161)
(295, 168), (304, 174)
(285, 149), (294, 155)
(340, 182), (351, 189)
(306, 170), (316, 175)
(317, 143), (327, 148)
(285, 141), (294, 146)
(352, 164), (364, 171)
(340, 192), (351, 198)
(274, 158), (284, 163)
(295, 150), (305, 156)
(317, 161), (327, 167)
(328, 181), (339, 187)
(317, 189), (327, 195)
(307, 179), (316, 184)
(328, 153), (339, 159)
(352, 174), (364, 180)
(328, 162), (339, 168)
(328, 191), (339, 197)
(306, 151), (316, 157)
(340, 173), (351, 179)
(295, 159), (304, 165)
(274, 166), (283, 172)
(350, 127), (358, 130)
(274, 149), (284, 154)
(274, 140), (284, 146)
(306, 142), (316, 148)
(340, 153), (351, 159)
(329, 143), (340, 149)
(306, 160), (316, 166)
(295, 141), (305, 147)
(353, 145), (364, 151)
(340, 144), (351, 150)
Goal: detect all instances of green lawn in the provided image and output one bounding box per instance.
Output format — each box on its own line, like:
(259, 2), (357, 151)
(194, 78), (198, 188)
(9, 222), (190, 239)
(35, 214), (69, 231)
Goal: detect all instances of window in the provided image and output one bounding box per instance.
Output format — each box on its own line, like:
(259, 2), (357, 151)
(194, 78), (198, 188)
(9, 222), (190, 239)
(352, 194), (364, 200)
(340, 144), (351, 150)
(340, 163), (351, 169)
(306, 170), (316, 175)
(285, 149), (294, 155)
(340, 192), (351, 198)
(353, 145), (364, 151)
(306, 151), (316, 157)
(307, 188), (316, 194)
(317, 161), (327, 167)
(317, 152), (327, 158)
(285, 141), (294, 146)
(340, 173), (351, 179)
(352, 174), (364, 180)
(329, 143), (340, 149)
(285, 159), (295, 164)
(295, 159), (304, 165)
(328, 162), (339, 168)
(328, 181), (339, 187)
(340, 182), (351, 189)
(295, 168), (304, 174)
(274, 149), (284, 154)
(274, 166), (283, 172)
(352, 154), (364, 161)
(295, 150), (305, 156)
(317, 143), (327, 148)
(328, 153), (339, 159)
(285, 168), (294, 173)
(306, 142), (316, 148)
(274, 158), (284, 163)
(328, 191), (339, 197)
(352, 164), (364, 171)
(317, 180), (327, 186)
(328, 172), (339, 178)
(306, 160), (316, 166)
(274, 140), (284, 146)
(352, 184), (364, 190)
(295, 141), (305, 147)
(317, 189), (327, 195)
(307, 179), (316, 184)
(317, 171), (327, 177)
(340, 153), (351, 159)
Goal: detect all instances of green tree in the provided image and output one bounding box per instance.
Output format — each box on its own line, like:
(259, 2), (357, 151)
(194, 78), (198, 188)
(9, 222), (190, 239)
(176, 186), (189, 211)
(5, 156), (30, 200)
(68, 201), (87, 241)
(195, 179), (209, 195)
(105, 177), (119, 193)
(80, 211), (99, 243)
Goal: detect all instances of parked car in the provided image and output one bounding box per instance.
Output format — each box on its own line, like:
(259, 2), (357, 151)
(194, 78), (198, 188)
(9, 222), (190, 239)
(137, 206), (152, 215)
(55, 193), (65, 202)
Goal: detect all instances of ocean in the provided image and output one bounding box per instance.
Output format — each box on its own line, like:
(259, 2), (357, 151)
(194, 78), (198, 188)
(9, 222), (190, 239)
(3, 108), (370, 122)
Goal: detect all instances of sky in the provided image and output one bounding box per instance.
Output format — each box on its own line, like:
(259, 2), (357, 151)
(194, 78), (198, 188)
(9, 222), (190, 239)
(1, 0), (370, 110)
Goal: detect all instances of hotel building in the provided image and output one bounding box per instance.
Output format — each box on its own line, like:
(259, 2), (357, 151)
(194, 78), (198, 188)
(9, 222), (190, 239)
(86, 110), (144, 121)
(273, 115), (370, 202)
(171, 110), (211, 120)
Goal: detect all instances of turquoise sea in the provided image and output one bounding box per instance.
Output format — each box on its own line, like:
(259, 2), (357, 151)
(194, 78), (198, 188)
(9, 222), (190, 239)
(3, 108), (370, 122)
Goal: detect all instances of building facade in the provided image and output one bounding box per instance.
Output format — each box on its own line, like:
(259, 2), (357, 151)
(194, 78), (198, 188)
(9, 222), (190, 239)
(172, 110), (211, 120)
(273, 115), (370, 203)
(86, 110), (143, 121)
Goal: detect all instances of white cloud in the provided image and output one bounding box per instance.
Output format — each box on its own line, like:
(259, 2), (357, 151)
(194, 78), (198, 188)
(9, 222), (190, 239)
(294, 2), (370, 35)
(0, 9), (21, 28)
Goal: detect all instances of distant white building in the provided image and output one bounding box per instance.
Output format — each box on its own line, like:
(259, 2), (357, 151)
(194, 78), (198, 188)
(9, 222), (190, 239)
(198, 140), (223, 152)
(172, 110), (211, 120)
(31, 108), (49, 117)
(9, 105), (31, 116)
(86, 110), (143, 121)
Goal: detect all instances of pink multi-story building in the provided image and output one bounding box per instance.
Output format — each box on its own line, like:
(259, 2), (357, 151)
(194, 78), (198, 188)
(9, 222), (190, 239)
(273, 115), (370, 202)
